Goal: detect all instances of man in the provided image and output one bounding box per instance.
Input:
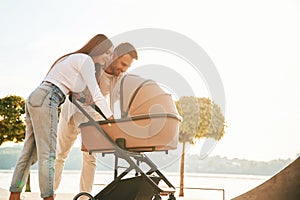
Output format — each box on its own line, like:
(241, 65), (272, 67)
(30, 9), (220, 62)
(54, 42), (138, 196)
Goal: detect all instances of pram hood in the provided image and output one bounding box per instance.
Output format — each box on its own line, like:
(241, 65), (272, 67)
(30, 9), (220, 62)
(119, 74), (180, 118)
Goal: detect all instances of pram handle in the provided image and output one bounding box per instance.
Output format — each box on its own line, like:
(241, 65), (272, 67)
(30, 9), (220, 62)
(68, 94), (108, 120)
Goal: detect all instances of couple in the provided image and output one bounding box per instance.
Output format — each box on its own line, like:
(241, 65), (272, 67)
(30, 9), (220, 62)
(9, 34), (138, 200)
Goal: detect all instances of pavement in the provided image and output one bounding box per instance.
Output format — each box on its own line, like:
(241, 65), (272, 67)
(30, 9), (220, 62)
(0, 188), (72, 200)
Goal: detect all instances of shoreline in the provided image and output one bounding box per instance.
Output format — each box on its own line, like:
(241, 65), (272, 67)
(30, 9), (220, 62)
(0, 169), (270, 179)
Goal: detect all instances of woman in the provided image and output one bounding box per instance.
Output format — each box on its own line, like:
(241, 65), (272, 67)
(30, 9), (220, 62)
(54, 43), (138, 196)
(9, 34), (114, 200)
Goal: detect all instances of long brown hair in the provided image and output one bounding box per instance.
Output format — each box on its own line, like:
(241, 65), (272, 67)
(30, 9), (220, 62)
(47, 34), (113, 74)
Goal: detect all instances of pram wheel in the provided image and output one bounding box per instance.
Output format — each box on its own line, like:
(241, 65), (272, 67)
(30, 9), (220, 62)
(153, 194), (162, 200)
(73, 192), (94, 200)
(167, 193), (176, 200)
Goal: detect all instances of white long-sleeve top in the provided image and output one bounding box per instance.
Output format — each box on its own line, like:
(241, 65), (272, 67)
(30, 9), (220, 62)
(44, 53), (113, 118)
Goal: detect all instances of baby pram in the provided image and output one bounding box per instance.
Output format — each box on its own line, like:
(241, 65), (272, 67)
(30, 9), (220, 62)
(70, 74), (182, 200)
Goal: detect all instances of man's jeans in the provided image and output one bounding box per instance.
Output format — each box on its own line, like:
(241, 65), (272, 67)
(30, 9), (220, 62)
(9, 82), (65, 198)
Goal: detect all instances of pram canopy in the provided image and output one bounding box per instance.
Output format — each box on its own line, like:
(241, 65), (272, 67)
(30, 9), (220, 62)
(79, 74), (182, 153)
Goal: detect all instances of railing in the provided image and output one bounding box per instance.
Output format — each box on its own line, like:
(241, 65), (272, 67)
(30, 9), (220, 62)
(176, 186), (225, 200)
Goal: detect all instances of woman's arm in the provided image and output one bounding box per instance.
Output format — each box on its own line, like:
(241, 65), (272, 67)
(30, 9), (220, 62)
(80, 57), (113, 119)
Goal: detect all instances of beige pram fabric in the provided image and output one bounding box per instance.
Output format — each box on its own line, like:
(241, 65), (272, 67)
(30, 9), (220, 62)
(79, 74), (181, 153)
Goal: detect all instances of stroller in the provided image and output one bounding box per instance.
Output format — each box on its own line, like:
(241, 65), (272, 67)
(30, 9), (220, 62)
(70, 74), (182, 200)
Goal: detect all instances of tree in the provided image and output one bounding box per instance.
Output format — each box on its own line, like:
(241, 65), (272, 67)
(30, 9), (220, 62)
(176, 96), (226, 196)
(0, 95), (26, 145)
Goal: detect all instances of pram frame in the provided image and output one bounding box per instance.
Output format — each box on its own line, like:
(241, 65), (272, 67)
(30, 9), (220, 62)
(69, 94), (177, 200)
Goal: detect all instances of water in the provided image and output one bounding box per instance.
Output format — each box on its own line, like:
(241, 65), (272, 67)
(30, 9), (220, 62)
(0, 170), (269, 199)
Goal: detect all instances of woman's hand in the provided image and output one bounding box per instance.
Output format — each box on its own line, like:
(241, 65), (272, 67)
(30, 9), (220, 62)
(84, 93), (94, 105)
(82, 88), (94, 105)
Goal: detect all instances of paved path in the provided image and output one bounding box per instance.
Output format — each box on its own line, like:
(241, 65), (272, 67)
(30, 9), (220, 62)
(0, 188), (73, 200)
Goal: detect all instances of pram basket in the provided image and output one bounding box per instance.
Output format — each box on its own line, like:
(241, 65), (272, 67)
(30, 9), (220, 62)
(71, 74), (182, 200)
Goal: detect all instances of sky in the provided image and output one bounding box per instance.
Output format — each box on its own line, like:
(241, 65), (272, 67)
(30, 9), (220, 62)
(1, 0), (300, 161)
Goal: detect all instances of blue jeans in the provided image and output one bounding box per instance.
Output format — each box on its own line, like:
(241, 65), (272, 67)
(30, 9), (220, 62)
(9, 82), (65, 198)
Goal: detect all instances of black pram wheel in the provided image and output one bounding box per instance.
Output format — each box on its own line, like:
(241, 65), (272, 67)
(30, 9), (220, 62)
(167, 193), (176, 200)
(73, 192), (95, 200)
(153, 194), (162, 200)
